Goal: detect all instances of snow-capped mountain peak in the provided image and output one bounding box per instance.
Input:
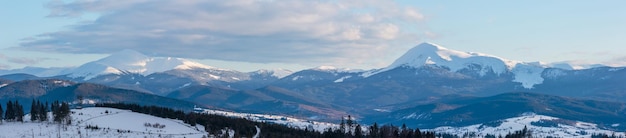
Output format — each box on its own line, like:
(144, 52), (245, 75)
(362, 42), (555, 89)
(95, 49), (150, 65)
(388, 42), (519, 74)
(65, 49), (215, 80)
(252, 68), (294, 78)
(311, 66), (364, 73)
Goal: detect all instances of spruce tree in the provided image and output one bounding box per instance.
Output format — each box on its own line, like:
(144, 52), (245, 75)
(339, 117), (346, 133)
(0, 104), (3, 121)
(52, 101), (60, 122)
(30, 99), (38, 121)
(39, 101), (48, 121)
(5, 101), (13, 120)
(51, 101), (71, 124)
(369, 122), (379, 137)
(15, 101), (24, 122)
(354, 124), (363, 138)
(415, 128), (422, 138)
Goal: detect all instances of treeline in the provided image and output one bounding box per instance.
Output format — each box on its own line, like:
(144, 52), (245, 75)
(96, 103), (441, 138)
(29, 100), (48, 122)
(1, 101), (621, 137)
(322, 117), (436, 138)
(1, 99), (71, 124)
(2, 100), (24, 122)
(591, 133), (625, 138)
(95, 103), (619, 138)
(97, 103), (311, 137)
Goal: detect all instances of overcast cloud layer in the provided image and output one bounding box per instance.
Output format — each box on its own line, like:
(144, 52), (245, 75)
(20, 0), (425, 67)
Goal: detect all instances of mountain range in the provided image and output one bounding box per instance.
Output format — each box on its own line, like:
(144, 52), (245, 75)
(2, 42), (626, 131)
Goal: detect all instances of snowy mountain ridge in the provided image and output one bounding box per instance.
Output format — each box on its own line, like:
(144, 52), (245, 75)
(363, 42), (599, 88)
(0, 42), (621, 90)
(312, 66), (365, 73)
(389, 42), (521, 72)
(63, 49), (218, 80)
(0, 49), (294, 83)
(252, 68), (294, 78)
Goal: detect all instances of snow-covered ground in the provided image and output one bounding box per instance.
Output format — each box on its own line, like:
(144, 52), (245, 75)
(0, 107), (208, 138)
(3, 107), (623, 138)
(0, 106), (337, 138)
(429, 113), (626, 138)
(200, 108), (338, 132)
(200, 108), (626, 137)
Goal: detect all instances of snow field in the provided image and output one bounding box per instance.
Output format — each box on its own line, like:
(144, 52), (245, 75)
(0, 107), (208, 138)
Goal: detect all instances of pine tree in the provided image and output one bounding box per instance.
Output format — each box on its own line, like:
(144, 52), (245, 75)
(5, 101), (13, 120)
(354, 124), (363, 138)
(0, 104), (3, 122)
(369, 122), (379, 138)
(347, 115), (354, 127)
(415, 128), (422, 138)
(15, 101), (24, 122)
(400, 123), (409, 137)
(30, 99), (38, 121)
(52, 101), (61, 122)
(339, 117), (346, 133)
(39, 101), (48, 121)
(52, 101), (71, 124)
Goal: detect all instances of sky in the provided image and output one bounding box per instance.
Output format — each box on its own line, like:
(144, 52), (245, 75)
(1, 0), (626, 72)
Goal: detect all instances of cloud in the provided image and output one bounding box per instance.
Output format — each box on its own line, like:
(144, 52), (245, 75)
(601, 56), (626, 67)
(0, 53), (54, 65)
(0, 64), (9, 70)
(21, 0), (426, 67)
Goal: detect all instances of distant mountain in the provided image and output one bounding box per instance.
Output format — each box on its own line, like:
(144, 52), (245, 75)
(0, 79), (11, 88)
(0, 49), (293, 95)
(271, 66), (365, 89)
(0, 79), (197, 110)
(364, 42), (581, 89)
(0, 66), (70, 77)
(0, 73), (41, 81)
(263, 42), (626, 116)
(1, 42), (626, 125)
(0, 79), (75, 98)
(59, 49), (219, 80)
(167, 85), (347, 120)
(374, 92), (626, 131)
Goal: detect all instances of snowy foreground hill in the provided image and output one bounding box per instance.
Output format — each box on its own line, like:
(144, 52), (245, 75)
(200, 108), (338, 132)
(431, 113), (626, 138)
(1, 107), (624, 138)
(0, 107), (209, 138)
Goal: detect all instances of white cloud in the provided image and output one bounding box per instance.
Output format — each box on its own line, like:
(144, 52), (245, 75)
(0, 53), (54, 65)
(601, 56), (626, 67)
(0, 64), (9, 70)
(22, 0), (427, 67)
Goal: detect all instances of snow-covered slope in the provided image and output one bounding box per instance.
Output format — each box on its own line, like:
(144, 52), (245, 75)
(0, 107), (207, 138)
(199, 108), (338, 132)
(430, 113), (625, 138)
(364, 42), (579, 88)
(251, 68), (294, 78)
(64, 49), (215, 80)
(311, 66), (365, 73)
(386, 42), (519, 75)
